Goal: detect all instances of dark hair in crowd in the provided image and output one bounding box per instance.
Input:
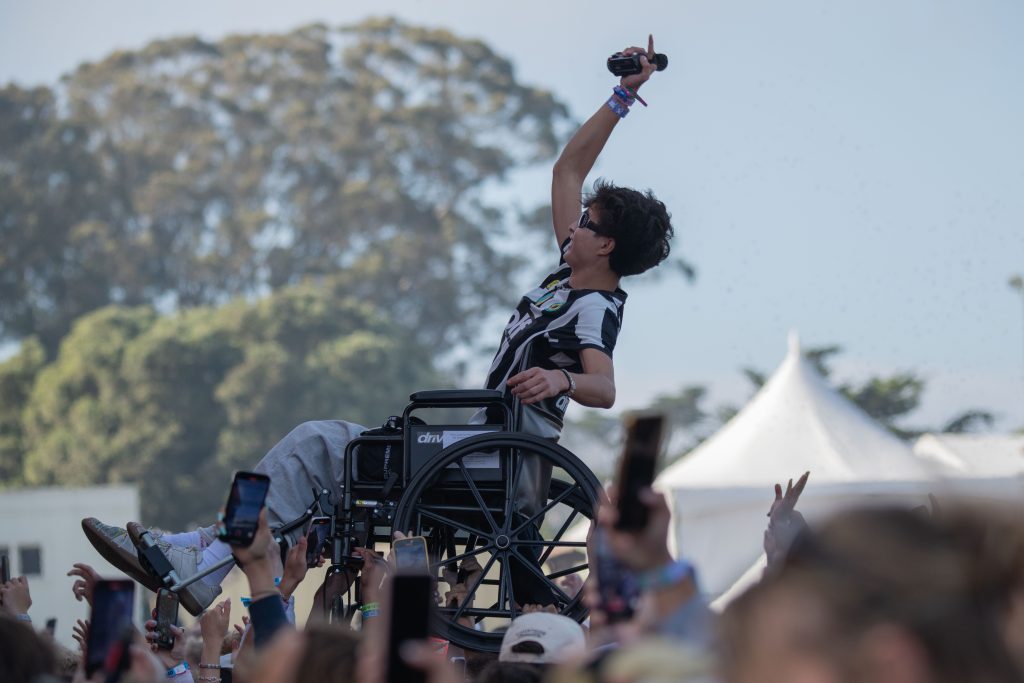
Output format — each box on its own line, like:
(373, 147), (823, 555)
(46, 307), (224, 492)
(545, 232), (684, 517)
(780, 507), (1021, 683)
(0, 615), (57, 683)
(477, 660), (546, 683)
(293, 624), (359, 683)
(584, 179), (673, 277)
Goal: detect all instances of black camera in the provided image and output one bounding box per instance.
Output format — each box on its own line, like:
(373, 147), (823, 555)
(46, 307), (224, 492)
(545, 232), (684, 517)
(607, 51), (669, 77)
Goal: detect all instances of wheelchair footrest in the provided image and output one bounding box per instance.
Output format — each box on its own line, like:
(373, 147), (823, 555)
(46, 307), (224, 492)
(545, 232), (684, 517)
(133, 529), (183, 590)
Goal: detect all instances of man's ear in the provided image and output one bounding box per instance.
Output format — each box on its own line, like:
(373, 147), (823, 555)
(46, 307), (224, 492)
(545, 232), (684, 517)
(598, 236), (616, 258)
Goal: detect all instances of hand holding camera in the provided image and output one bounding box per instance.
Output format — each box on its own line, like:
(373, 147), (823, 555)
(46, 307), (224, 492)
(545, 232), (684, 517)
(606, 34), (667, 91)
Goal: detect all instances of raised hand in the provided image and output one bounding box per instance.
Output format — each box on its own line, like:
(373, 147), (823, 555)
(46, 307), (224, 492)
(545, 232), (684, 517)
(68, 563), (101, 606)
(619, 34), (659, 91)
(764, 471), (810, 569)
(279, 536), (312, 600)
(599, 485), (673, 572)
(200, 598), (232, 646)
(143, 618), (186, 667)
(0, 575), (32, 615)
(72, 618), (90, 652)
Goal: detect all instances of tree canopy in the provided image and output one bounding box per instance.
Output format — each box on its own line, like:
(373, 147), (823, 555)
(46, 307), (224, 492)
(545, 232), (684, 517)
(0, 18), (572, 355)
(10, 284), (440, 528)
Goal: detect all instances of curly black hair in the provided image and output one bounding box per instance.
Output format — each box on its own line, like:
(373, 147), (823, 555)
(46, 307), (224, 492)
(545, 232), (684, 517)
(583, 179), (674, 277)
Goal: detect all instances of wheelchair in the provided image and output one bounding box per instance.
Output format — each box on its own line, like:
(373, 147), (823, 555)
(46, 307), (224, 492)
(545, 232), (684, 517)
(287, 388), (603, 652)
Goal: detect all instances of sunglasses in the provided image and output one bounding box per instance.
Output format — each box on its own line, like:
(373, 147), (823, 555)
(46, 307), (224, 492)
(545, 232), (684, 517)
(577, 211), (609, 236)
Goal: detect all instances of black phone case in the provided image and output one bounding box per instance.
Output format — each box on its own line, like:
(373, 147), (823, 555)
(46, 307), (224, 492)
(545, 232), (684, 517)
(386, 574), (432, 683)
(614, 415), (664, 531)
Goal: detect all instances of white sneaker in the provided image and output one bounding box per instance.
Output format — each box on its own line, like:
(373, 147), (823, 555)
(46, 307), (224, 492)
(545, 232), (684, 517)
(128, 521), (222, 616)
(81, 517), (222, 616)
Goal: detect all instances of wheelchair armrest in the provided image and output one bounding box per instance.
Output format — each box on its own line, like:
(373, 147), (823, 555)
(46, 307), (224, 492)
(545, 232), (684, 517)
(408, 389), (505, 406)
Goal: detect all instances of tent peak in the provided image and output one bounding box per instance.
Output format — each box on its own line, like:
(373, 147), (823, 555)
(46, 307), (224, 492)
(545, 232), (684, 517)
(787, 330), (801, 357)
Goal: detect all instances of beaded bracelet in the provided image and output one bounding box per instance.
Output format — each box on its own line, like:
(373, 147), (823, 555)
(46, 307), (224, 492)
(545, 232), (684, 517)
(199, 663), (221, 670)
(196, 676), (220, 682)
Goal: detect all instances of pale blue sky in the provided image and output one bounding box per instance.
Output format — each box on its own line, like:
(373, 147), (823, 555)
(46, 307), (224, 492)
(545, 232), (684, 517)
(2, 0), (1022, 430)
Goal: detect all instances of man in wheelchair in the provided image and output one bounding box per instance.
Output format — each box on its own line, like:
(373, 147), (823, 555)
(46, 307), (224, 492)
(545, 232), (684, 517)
(83, 36), (674, 618)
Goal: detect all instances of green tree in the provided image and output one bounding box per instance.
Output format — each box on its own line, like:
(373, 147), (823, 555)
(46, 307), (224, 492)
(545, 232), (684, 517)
(0, 338), (46, 485)
(19, 286), (439, 528)
(1, 18), (572, 355)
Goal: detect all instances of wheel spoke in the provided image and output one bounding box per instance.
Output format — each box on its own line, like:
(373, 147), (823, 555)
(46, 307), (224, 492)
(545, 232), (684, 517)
(511, 484), (581, 536)
(457, 459), (499, 533)
(503, 559), (518, 619)
(546, 563), (589, 580)
(435, 543), (493, 571)
(509, 548), (572, 605)
(504, 448), (527, 523)
(454, 551), (497, 622)
(496, 551), (507, 611)
(417, 507), (490, 540)
(538, 509), (580, 565)
(514, 540), (587, 547)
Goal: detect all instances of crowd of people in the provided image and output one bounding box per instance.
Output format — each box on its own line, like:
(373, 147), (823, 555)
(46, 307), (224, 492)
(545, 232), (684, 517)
(4, 471), (1024, 683)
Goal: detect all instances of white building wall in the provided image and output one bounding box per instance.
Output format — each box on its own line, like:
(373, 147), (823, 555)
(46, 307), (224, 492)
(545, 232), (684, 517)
(0, 485), (141, 650)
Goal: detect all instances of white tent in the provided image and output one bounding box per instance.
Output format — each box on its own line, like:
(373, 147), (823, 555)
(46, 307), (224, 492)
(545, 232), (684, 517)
(655, 333), (940, 596)
(913, 433), (1024, 479)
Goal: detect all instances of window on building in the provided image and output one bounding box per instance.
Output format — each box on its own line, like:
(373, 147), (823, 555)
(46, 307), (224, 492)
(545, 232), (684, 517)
(18, 546), (42, 576)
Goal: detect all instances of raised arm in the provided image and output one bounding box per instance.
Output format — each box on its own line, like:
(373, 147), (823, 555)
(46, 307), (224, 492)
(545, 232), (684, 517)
(550, 35), (660, 246)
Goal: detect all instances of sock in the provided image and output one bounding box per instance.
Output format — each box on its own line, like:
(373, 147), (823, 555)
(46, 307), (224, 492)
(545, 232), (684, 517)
(160, 524), (218, 549)
(196, 540), (236, 588)
(161, 530), (202, 548)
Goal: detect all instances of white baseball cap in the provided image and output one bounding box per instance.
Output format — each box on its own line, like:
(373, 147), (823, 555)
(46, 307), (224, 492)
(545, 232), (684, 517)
(498, 613), (586, 665)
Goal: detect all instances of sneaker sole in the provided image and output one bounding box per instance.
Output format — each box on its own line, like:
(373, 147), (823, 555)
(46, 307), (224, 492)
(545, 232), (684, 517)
(127, 522), (208, 617)
(81, 517), (164, 594)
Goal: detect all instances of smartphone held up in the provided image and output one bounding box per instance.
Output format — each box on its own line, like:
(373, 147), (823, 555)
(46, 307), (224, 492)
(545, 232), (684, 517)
(154, 588), (180, 650)
(86, 579), (135, 677)
(614, 413), (666, 532)
(219, 471), (271, 547)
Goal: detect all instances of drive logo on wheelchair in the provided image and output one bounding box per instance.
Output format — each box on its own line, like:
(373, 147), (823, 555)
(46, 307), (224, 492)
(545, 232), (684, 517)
(416, 432), (445, 444)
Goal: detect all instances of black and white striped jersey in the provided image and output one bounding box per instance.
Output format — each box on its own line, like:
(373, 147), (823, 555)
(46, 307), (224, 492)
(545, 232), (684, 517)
(483, 239), (626, 434)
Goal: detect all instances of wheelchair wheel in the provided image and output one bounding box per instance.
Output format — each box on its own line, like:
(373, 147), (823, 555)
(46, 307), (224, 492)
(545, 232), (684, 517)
(392, 431), (602, 652)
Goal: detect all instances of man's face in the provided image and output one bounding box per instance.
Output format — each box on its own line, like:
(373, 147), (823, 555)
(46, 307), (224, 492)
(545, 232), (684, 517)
(565, 207), (613, 269)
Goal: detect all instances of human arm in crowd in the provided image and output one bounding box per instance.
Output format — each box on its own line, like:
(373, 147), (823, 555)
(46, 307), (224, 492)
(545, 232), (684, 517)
(279, 535), (316, 625)
(0, 574), (33, 622)
(197, 599), (232, 682)
(551, 35), (660, 246)
(599, 485), (712, 645)
(232, 509), (290, 647)
(763, 471), (810, 571)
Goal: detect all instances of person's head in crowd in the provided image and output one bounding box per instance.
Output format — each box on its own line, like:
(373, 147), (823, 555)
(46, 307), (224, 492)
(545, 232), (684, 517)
(240, 624), (359, 683)
(0, 614), (58, 683)
(549, 637), (714, 683)
(476, 660), (546, 683)
(499, 612), (587, 667)
(720, 506), (1022, 683)
(937, 502), (1024, 671)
